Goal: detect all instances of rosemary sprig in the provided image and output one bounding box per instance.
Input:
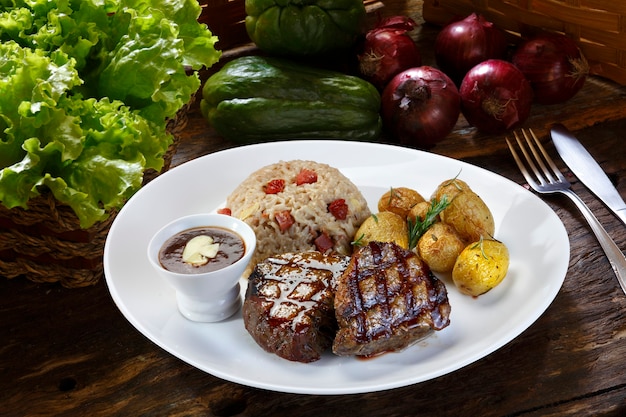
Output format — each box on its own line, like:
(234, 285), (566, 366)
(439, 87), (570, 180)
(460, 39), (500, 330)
(352, 233), (366, 247)
(351, 214), (378, 247)
(407, 195), (450, 250)
(442, 170), (464, 190)
(387, 187), (399, 205)
(470, 236), (489, 259)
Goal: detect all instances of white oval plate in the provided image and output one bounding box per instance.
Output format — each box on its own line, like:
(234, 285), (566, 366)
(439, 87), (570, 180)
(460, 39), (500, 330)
(104, 140), (569, 395)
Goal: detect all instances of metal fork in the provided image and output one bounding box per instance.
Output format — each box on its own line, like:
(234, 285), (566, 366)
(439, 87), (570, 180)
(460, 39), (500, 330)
(506, 128), (626, 295)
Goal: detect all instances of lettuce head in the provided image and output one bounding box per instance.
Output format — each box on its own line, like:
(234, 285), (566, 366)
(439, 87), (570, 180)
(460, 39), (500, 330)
(0, 0), (221, 228)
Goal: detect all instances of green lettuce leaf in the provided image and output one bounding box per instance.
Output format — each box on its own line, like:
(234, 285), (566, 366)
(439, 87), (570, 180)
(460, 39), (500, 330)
(0, 0), (221, 228)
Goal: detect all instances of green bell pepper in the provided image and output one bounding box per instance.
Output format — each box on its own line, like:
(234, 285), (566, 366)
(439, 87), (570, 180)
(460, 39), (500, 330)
(245, 0), (366, 56)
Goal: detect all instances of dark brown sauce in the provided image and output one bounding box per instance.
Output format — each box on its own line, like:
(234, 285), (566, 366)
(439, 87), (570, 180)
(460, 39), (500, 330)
(159, 226), (245, 274)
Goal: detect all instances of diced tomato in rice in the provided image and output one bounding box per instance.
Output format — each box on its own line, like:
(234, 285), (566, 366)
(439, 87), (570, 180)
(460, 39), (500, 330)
(295, 168), (318, 185)
(264, 179), (285, 194)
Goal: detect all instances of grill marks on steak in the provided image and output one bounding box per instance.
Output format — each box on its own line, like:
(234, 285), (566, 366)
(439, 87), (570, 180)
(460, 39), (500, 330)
(242, 251), (350, 363)
(333, 241), (451, 357)
(243, 243), (452, 361)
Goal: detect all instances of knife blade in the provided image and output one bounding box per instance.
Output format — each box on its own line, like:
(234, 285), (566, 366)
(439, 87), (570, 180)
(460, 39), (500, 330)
(550, 123), (626, 226)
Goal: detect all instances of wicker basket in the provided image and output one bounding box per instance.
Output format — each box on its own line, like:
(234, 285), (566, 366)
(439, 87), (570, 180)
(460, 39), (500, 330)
(0, 102), (191, 288)
(422, 0), (626, 86)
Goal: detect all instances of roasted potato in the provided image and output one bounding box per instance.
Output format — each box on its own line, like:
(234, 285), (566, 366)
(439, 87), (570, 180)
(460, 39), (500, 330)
(353, 211), (409, 249)
(378, 187), (425, 219)
(440, 189), (495, 243)
(432, 178), (471, 203)
(417, 222), (466, 273)
(452, 239), (510, 296)
(407, 200), (432, 224)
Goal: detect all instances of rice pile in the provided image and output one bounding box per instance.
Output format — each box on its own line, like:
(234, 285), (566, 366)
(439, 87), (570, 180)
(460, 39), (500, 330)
(225, 160), (371, 269)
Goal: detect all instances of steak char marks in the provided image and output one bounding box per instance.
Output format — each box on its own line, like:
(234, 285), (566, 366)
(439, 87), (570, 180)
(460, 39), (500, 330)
(333, 241), (451, 357)
(243, 251), (350, 363)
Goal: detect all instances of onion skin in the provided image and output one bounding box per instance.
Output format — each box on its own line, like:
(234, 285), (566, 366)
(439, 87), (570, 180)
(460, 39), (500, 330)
(434, 13), (508, 84)
(358, 16), (422, 90)
(512, 32), (588, 105)
(382, 66), (461, 148)
(459, 59), (533, 134)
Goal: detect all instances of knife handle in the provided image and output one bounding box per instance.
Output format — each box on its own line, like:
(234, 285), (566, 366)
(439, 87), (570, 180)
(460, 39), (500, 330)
(562, 189), (626, 295)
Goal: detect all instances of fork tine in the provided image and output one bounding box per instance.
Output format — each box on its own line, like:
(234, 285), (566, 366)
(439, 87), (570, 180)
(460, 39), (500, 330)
(513, 130), (546, 186)
(525, 129), (568, 184)
(506, 128), (571, 193)
(507, 130), (548, 188)
(519, 129), (557, 184)
(505, 134), (540, 190)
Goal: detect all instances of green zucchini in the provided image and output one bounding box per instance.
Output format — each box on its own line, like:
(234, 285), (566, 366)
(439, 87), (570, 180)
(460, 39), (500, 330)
(200, 56), (382, 142)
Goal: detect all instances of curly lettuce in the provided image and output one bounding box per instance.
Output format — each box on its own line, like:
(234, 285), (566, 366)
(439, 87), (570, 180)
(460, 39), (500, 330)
(0, 0), (221, 228)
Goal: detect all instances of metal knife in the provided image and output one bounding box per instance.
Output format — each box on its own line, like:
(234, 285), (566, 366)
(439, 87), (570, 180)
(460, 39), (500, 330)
(551, 123), (626, 226)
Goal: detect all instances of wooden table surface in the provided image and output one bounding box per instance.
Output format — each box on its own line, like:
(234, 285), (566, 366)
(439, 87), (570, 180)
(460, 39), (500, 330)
(3, 21), (626, 417)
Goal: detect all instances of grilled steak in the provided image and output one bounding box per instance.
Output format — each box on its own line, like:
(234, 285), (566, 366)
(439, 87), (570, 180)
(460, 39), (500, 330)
(333, 241), (451, 357)
(242, 251), (350, 363)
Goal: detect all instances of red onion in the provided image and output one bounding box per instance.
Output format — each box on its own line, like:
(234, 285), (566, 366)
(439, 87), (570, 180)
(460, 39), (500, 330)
(512, 32), (588, 104)
(382, 66), (461, 148)
(434, 13), (508, 84)
(459, 59), (533, 133)
(358, 16), (422, 90)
